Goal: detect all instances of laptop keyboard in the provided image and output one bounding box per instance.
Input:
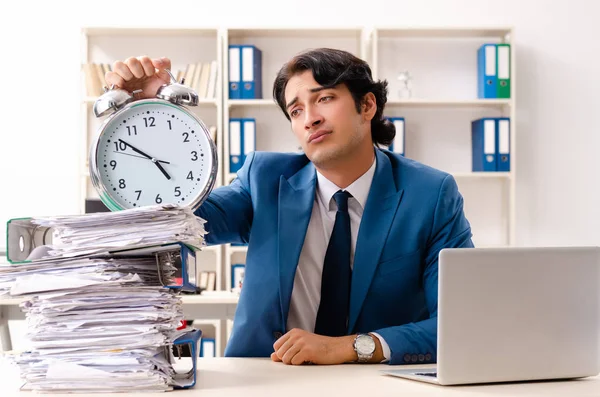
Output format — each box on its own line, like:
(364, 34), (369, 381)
(415, 372), (437, 377)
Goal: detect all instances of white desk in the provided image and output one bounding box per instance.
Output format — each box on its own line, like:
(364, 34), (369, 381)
(1, 358), (599, 396)
(0, 293), (239, 352)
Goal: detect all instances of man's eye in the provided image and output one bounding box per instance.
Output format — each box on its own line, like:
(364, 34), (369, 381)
(319, 96), (333, 102)
(290, 109), (301, 117)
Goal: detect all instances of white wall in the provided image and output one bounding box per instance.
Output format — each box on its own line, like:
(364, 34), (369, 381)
(1, 0), (599, 250)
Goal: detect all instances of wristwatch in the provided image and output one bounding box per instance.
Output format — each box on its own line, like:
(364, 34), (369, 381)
(353, 333), (376, 363)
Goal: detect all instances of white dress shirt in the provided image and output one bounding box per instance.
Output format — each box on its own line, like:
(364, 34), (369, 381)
(286, 156), (391, 362)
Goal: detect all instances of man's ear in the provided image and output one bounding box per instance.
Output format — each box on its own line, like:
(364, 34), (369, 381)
(361, 92), (377, 122)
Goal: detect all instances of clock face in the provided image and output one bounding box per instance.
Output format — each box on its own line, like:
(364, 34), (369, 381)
(91, 100), (216, 210)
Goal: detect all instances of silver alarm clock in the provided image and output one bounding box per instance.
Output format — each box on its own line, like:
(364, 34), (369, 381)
(90, 70), (218, 211)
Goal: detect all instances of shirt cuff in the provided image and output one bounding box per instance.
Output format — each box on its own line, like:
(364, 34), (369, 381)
(370, 332), (390, 363)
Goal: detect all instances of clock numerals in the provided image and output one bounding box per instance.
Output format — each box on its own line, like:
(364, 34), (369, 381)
(126, 125), (138, 136)
(191, 151), (198, 161)
(167, 120), (172, 130)
(182, 132), (190, 143)
(144, 117), (156, 128)
(110, 160), (117, 170)
(155, 194), (163, 204)
(174, 186), (182, 197)
(187, 171), (194, 181)
(114, 141), (127, 151)
(119, 179), (126, 189)
(135, 190), (142, 200)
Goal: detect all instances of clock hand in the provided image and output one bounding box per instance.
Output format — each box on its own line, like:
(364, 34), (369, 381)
(113, 151), (170, 164)
(118, 139), (153, 160)
(118, 139), (172, 180)
(153, 159), (171, 180)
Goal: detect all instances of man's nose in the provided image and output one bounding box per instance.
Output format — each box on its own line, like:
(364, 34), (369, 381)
(304, 107), (324, 130)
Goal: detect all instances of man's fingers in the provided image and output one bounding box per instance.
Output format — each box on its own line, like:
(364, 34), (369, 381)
(125, 57), (144, 79)
(281, 343), (302, 365)
(112, 61), (134, 81)
(151, 57), (172, 71)
(105, 71), (125, 89)
(270, 352), (282, 362)
(138, 56), (155, 77)
(273, 332), (291, 351)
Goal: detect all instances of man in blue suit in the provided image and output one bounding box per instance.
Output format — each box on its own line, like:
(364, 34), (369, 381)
(106, 49), (473, 366)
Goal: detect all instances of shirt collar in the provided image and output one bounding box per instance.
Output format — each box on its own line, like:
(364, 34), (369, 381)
(316, 156), (377, 211)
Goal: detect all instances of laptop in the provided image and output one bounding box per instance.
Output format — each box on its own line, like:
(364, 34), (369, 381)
(382, 246), (600, 385)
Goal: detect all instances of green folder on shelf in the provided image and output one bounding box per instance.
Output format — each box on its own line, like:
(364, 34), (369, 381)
(497, 44), (511, 98)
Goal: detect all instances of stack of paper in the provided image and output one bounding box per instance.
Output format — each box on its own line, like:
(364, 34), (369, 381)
(31, 204), (207, 259)
(1, 204), (207, 392)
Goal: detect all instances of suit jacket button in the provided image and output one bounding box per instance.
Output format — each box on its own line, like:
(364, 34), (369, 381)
(418, 354), (425, 362)
(403, 353), (411, 363)
(273, 331), (283, 340)
(411, 354), (418, 363)
(425, 353), (432, 361)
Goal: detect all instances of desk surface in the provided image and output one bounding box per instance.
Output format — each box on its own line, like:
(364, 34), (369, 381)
(2, 358), (599, 396)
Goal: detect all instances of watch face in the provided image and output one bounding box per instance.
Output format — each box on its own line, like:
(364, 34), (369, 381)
(91, 100), (217, 211)
(356, 335), (376, 354)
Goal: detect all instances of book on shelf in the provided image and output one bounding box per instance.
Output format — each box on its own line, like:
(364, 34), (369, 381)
(83, 60), (218, 99)
(175, 61), (218, 99)
(83, 63), (111, 97)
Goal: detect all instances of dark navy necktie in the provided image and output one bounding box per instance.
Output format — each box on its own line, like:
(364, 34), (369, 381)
(314, 190), (352, 337)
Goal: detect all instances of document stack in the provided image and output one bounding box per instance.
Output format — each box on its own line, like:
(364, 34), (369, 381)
(1, 204), (206, 392)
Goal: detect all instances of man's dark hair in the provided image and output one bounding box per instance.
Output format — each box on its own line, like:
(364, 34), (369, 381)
(273, 48), (395, 147)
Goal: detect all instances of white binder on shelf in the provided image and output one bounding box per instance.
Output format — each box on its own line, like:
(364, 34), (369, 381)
(229, 119), (242, 173)
(243, 118), (256, 159)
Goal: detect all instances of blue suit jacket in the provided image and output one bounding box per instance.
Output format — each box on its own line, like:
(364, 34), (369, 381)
(195, 148), (474, 365)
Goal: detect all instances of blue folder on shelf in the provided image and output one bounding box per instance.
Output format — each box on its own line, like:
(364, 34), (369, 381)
(496, 117), (511, 172)
(228, 45), (242, 99)
(387, 117), (405, 156)
(229, 118), (243, 173)
(477, 44), (498, 99)
(241, 45), (263, 99)
(471, 118), (498, 172)
(200, 338), (216, 358)
(242, 118), (256, 160)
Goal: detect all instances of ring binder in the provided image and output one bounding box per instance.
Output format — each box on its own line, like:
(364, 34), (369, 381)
(4, 212), (205, 390)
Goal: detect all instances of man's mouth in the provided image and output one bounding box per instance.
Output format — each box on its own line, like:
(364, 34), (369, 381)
(308, 130), (331, 143)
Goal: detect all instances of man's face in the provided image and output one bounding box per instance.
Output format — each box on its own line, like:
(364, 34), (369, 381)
(284, 70), (370, 167)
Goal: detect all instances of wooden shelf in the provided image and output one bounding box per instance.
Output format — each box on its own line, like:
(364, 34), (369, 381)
(82, 27), (218, 37)
(385, 98), (511, 108)
(452, 172), (511, 179)
(182, 292), (239, 305)
(227, 27), (362, 38)
(375, 27), (512, 39)
(227, 99), (276, 107)
(228, 245), (248, 254)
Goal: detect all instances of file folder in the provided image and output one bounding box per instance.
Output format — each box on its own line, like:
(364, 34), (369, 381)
(497, 44), (511, 98)
(231, 263), (245, 290)
(228, 45), (242, 99)
(243, 118), (256, 160)
(471, 118), (497, 172)
(477, 44), (498, 99)
(6, 217), (201, 293)
(200, 338), (216, 358)
(496, 118), (511, 171)
(229, 119), (242, 173)
(169, 328), (202, 388)
(241, 45), (263, 99)
(387, 117), (405, 156)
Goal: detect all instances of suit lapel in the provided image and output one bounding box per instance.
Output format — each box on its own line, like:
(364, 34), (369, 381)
(348, 150), (404, 333)
(278, 162), (316, 328)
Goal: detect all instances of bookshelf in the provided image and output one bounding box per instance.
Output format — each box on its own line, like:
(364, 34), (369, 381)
(369, 26), (516, 246)
(79, 26), (517, 356)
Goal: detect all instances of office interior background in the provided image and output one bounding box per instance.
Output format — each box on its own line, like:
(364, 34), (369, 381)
(0, 0), (599, 353)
